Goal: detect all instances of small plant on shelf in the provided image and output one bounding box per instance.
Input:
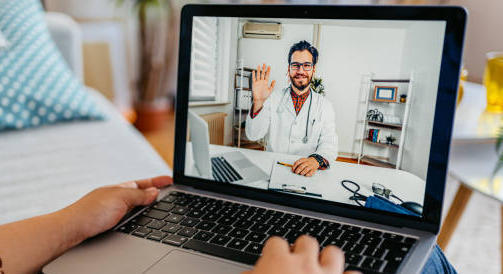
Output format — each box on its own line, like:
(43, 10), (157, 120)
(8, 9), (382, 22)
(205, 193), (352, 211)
(310, 77), (325, 95)
(385, 134), (396, 145)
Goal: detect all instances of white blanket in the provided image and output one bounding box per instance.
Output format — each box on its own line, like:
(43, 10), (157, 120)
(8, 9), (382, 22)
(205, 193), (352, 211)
(0, 90), (171, 224)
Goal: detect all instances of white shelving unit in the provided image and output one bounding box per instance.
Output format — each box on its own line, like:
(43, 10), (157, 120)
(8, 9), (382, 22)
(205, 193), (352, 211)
(232, 60), (264, 150)
(357, 72), (414, 169)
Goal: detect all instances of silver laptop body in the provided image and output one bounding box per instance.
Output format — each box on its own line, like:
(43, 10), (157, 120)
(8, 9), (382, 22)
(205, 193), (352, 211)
(188, 110), (268, 184)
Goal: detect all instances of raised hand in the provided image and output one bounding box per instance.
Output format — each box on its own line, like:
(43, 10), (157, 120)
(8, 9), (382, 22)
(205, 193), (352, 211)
(252, 64), (276, 112)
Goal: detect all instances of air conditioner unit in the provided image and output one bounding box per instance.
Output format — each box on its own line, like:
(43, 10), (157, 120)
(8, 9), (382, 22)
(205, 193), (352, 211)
(243, 22), (282, 39)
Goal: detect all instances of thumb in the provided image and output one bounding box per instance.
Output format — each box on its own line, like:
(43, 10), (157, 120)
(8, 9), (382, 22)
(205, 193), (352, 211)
(121, 187), (159, 210)
(269, 80), (276, 92)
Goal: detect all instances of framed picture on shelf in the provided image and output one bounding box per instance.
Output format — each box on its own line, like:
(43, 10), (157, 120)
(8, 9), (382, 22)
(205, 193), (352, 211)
(373, 86), (398, 102)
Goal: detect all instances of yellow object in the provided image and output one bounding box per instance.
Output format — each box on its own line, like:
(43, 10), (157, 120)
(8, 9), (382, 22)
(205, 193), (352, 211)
(457, 67), (467, 106)
(484, 52), (503, 113)
(276, 161), (293, 167)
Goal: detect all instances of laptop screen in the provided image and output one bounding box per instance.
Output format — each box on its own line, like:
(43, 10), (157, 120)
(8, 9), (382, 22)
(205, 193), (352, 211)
(183, 16), (447, 218)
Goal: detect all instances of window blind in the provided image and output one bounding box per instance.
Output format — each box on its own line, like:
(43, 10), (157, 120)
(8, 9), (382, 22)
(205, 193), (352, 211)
(189, 17), (218, 101)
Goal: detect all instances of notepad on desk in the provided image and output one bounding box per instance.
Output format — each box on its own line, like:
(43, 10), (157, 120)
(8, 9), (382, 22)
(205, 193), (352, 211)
(268, 160), (325, 198)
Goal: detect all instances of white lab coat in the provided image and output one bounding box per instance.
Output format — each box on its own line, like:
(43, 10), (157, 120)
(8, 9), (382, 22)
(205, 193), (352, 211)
(245, 87), (338, 163)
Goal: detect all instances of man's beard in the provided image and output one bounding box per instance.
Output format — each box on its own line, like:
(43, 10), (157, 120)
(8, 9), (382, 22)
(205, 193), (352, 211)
(290, 74), (312, 91)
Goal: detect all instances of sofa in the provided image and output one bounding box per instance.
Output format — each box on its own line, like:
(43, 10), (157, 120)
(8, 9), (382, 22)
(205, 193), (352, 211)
(0, 12), (171, 225)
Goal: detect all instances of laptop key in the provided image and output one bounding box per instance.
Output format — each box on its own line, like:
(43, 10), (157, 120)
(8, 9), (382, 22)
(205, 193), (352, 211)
(161, 224), (182, 233)
(343, 243), (366, 255)
(187, 209), (205, 218)
(147, 231), (167, 241)
(245, 232), (267, 243)
(172, 206), (189, 215)
(361, 257), (385, 272)
(144, 209), (169, 220)
(228, 239), (250, 251)
(196, 221), (216, 231)
(210, 235), (232, 246)
(202, 213), (220, 222)
(345, 252), (363, 266)
(178, 227), (198, 237)
(153, 202), (175, 212)
(217, 216), (236, 226)
(194, 231), (215, 242)
(147, 220), (166, 230)
(165, 214), (184, 224)
(383, 233), (404, 242)
(180, 217), (200, 227)
(234, 220), (253, 229)
(183, 239), (259, 265)
(269, 226), (289, 237)
(364, 247), (387, 260)
(212, 224), (233, 235)
(162, 234), (189, 246)
(245, 242), (264, 255)
(162, 195), (177, 203)
(229, 228), (249, 239)
(133, 216), (153, 226)
(132, 227), (152, 237)
(250, 223), (272, 234)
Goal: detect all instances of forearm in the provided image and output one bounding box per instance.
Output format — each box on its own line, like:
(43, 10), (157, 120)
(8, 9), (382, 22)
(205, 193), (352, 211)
(0, 207), (85, 274)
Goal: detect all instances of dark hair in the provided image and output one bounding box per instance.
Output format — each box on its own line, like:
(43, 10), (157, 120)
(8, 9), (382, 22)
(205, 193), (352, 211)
(288, 40), (319, 65)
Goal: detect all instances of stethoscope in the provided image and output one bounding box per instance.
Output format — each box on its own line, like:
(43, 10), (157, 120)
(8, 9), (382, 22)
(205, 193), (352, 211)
(302, 91), (313, 144)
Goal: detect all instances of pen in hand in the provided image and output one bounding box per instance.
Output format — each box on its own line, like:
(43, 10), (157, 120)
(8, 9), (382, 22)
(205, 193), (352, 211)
(276, 161), (293, 167)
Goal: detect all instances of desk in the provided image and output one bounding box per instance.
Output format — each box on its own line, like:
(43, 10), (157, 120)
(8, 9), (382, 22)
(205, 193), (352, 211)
(438, 82), (503, 265)
(185, 142), (426, 207)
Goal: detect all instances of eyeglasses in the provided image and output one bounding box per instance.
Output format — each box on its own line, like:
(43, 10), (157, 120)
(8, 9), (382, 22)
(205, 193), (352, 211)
(289, 62), (313, 71)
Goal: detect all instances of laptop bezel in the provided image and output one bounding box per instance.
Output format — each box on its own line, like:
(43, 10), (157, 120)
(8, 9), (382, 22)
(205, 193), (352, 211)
(173, 4), (466, 234)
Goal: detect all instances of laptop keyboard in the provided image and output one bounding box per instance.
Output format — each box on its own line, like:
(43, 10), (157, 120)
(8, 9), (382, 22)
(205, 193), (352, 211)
(211, 156), (243, 182)
(117, 191), (416, 274)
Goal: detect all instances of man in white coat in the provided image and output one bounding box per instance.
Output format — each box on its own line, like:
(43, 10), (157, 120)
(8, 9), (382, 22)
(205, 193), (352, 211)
(246, 40), (338, 177)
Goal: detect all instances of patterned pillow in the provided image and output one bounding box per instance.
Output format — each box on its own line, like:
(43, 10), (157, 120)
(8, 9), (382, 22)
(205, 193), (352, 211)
(0, 0), (104, 131)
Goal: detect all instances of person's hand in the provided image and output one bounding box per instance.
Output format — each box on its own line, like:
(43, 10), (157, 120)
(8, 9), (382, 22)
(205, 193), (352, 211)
(244, 236), (360, 274)
(292, 157), (320, 176)
(61, 176), (173, 242)
(252, 63), (276, 112)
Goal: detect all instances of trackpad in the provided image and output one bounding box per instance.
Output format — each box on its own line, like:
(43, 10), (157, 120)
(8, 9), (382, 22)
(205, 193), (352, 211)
(145, 250), (250, 274)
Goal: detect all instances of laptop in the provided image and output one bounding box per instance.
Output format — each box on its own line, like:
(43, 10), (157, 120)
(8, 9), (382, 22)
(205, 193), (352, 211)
(44, 4), (466, 274)
(187, 110), (269, 184)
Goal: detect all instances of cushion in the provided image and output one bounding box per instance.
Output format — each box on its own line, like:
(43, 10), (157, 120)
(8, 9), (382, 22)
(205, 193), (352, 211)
(0, 0), (104, 131)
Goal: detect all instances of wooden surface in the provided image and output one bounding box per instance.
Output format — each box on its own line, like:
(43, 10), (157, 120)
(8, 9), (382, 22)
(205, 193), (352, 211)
(437, 184), (473, 249)
(142, 110), (175, 168)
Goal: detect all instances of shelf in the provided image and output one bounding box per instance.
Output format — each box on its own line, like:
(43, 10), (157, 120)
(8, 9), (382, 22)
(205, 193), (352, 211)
(235, 87), (251, 91)
(367, 121), (402, 130)
(369, 99), (405, 104)
(371, 79), (410, 83)
(360, 156), (396, 169)
(364, 139), (399, 149)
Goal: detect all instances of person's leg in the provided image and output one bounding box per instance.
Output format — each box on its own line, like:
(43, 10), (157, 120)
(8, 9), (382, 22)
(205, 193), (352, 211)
(421, 245), (457, 273)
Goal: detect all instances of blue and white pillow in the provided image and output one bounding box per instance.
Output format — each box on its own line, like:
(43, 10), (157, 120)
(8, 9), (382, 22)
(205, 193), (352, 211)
(0, 0), (104, 131)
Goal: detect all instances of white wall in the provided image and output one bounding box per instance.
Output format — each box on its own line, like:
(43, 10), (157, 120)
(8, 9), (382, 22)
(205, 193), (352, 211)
(399, 21), (446, 179)
(317, 24), (407, 160)
(447, 0), (503, 83)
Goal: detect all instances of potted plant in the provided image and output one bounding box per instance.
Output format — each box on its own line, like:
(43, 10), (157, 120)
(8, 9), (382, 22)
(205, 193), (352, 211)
(117, 0), (180, 132)
(310, 77), (325, 95)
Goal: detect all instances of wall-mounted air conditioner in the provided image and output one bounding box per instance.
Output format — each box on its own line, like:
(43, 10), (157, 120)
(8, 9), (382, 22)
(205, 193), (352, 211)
(243, 22), (282, 39)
